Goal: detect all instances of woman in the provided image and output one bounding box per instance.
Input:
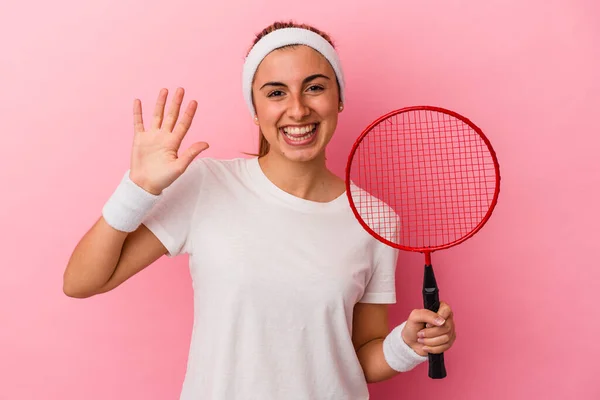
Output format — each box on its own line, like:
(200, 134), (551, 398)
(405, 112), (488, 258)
(63, 21), (456, 400)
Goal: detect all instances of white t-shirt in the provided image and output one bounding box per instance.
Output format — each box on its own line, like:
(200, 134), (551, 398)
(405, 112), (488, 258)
(142, 157), (401, 400)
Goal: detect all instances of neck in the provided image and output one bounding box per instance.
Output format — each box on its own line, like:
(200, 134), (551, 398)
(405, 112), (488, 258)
(258, 151), (341, 202)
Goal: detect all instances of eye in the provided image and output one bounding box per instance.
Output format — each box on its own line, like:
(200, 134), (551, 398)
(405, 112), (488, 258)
(267, 90), (285, 97)
(307, 85), (324, 92)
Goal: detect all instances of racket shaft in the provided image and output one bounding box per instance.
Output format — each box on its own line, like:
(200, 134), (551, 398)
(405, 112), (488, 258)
(423, 264), (447, 379)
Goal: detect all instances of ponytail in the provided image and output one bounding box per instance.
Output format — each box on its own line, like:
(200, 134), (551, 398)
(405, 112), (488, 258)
(257, 130), (270, 157)
(244, 129), (270, 157)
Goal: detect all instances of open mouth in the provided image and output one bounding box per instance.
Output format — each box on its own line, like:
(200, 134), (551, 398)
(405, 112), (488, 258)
(279, 123), (319, 145)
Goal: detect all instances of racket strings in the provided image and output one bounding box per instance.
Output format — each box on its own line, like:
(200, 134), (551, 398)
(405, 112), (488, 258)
(350, 109), (497, 249)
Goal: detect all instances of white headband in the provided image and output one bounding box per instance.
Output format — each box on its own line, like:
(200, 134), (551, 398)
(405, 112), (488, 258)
(242, 27), (346, 117)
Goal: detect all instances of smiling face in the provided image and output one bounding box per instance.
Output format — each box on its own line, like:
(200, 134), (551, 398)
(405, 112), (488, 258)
(251, 45), (342, 163)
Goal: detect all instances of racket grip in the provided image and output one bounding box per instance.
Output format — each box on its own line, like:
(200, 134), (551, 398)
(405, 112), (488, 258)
(423, 264), (447, 379)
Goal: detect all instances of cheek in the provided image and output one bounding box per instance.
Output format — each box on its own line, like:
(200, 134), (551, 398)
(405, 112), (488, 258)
(313, 94), (340, 116)
(318, 102), (339, 123)
(255, 98), (284, 121)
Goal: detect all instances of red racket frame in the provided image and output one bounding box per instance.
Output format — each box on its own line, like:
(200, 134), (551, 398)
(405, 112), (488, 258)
(344, 105), (501, 378)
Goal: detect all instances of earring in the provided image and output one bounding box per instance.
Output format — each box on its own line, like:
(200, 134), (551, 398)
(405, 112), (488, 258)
(339, 104), (344, 111)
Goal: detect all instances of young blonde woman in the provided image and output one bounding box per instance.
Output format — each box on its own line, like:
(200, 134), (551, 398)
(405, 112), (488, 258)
(64, 21), (457, 400)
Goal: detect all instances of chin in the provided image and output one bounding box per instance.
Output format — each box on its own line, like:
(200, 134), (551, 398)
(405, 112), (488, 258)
(281, 150), (324, 164)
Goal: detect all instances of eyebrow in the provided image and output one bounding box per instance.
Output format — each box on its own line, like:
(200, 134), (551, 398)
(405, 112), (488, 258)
(259, 74), (331, 90)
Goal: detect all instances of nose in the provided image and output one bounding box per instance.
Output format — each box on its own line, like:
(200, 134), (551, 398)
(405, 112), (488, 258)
(287, 93), (310, 120)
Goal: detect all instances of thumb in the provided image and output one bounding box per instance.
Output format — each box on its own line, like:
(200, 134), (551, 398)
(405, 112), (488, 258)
(176, 142), (209, 171)
(401, 309), (444, 345)
(406, 309), (446, 331)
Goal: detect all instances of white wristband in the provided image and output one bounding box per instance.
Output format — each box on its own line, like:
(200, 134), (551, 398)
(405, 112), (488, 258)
(383, 321), (428, 372)
(102, 170), (161, 232)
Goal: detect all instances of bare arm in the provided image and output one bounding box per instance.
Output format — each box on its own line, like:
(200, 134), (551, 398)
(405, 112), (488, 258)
(63, 217), (167, 298)
(63, 87), (208, 298)
(352, 303), (399, 383)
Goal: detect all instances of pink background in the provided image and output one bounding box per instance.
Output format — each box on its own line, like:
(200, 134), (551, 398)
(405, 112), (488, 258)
(1, 0), (598, 399)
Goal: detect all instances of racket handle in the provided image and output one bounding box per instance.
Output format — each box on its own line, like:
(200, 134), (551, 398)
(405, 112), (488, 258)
(423, 264), (447, 379)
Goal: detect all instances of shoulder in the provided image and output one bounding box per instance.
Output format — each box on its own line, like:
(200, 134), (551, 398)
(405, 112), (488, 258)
(184, 156), (253, 181)
(192, 156), (251, 173)
(162, 157), (252, 198)
(350, 183), (400, 223)
(348, 183), (400, 244)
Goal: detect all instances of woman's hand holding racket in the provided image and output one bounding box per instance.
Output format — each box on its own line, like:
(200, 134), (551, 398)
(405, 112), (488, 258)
(401, 301), (456, 357)
(129, 87), (209, 195)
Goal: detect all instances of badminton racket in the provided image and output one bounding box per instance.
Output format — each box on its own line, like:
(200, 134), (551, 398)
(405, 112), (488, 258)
(345, 105), (500, 379)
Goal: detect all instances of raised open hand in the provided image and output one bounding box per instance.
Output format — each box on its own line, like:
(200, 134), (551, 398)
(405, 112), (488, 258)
(129, 87), (209, 195)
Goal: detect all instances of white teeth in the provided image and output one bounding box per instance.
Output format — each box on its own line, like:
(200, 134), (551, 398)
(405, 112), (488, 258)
(286, 131), (315, 141)
(282, 124), (317, 142)
(283, 124), (315, 135)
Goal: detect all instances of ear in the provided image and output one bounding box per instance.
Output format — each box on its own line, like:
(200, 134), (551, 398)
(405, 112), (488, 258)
(253, 115), (260, 126)
(338, 103), (344, 113)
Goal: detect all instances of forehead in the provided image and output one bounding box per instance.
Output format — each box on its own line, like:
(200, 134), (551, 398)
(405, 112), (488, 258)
(253, 45), (335, 84)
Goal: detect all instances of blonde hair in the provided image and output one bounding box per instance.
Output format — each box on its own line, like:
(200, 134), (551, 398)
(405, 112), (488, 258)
(245, 21), (338, 157)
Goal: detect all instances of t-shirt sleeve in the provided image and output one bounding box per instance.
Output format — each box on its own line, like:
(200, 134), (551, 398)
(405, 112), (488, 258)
(358, 242), (399, 304)
(141, 159), (205, 258)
